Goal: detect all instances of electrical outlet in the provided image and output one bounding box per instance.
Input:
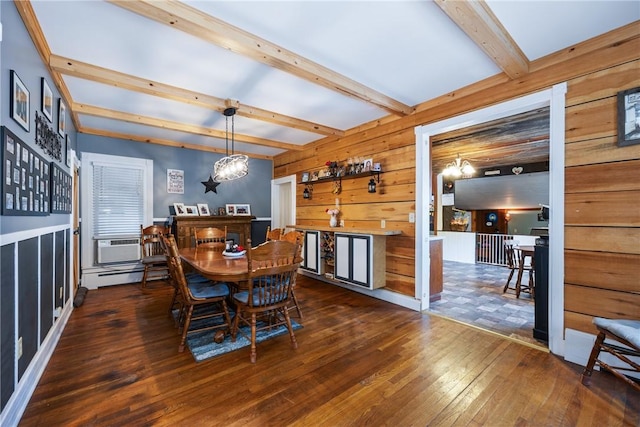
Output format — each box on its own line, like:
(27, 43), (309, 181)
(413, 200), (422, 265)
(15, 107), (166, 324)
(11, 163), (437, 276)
(18, 337), (23, 359)
(340, 220), (344, 227)
(409, 212), (415, 223)
(54, 307), (62, 318)
(59, 286), (63, 299)
(381, 219), (386, 228)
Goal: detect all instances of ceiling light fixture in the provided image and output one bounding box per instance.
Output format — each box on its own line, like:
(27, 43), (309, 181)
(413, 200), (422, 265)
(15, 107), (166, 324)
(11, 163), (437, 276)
(213, 107), (248, 182)
(443, 154), (475, 178)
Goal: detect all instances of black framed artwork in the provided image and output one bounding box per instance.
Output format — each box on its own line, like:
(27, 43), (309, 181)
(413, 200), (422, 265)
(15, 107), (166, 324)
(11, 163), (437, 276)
(617, 86), (640, 147)
(50, 162), (72, 214)
(1, 126), (50, 216)
(10, 70), (30, 132)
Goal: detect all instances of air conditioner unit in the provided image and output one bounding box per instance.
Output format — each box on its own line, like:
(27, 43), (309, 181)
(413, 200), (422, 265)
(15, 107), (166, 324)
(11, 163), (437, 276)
(97, 239), (141, 264)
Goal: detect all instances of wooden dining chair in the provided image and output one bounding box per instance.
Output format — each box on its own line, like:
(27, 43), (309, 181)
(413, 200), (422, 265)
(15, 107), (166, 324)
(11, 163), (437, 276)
(140, 224), (170, 288)
(193, 226), (227, 251)
(581, 317), (640, 392)
(163, 235), (232, 353)
(265, 226), (283, 241)
(280, 230), (304, 318)
(503, 241), (533, 298)
(231, 239), (301, 363)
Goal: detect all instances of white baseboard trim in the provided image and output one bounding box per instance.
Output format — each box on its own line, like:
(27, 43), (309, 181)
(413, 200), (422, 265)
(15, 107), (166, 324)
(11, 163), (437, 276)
(0, 302), (73, 427)
(81, 265), (144, 289)
(299, 270), (421, 311)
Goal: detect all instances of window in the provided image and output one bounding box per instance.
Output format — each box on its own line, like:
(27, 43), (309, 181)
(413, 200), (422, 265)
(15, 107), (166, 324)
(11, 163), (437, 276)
(92, 163), (145, 237)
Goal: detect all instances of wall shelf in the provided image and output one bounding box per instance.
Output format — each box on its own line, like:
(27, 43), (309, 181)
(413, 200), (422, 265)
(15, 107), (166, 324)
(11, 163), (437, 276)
(298, 170), (382, 185)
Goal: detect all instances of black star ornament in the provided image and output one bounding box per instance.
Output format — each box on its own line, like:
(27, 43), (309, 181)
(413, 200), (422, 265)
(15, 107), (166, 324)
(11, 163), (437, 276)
(201, 175), (220, 194)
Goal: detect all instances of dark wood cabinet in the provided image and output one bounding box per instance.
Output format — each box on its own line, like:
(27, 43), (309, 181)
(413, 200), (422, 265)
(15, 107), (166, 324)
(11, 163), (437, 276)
(171, 215), (254, 249)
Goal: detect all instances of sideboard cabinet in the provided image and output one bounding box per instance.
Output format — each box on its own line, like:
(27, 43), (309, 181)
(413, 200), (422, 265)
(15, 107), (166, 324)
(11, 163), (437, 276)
(171, 215), (254, 249)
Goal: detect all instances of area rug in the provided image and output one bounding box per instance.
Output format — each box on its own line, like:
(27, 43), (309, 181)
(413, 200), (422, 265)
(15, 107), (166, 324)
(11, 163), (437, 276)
(175, 309), (302, 362)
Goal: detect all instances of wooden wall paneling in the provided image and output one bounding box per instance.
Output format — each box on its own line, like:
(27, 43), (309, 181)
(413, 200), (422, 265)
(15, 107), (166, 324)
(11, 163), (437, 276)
(565, 159), (640, 193)
(565, 249), (640, 292)
(565, 226), (640, 255)
(40, 233), (54, 343)
(565, 135), (640, 167)
(18, 238), (39, 379)
(565, 97), (616, 143)
(564, 284), (640, 319)
(564, 311), (600, 336)
(1, 243), (16, 410)
(386, 235), (416, 258)
(275, 25), (640, 310)
(384, 272), (415, 296)
(566, 59), (640, 107)
(386, 254), (415, 277)
(565, 191), (640, 226)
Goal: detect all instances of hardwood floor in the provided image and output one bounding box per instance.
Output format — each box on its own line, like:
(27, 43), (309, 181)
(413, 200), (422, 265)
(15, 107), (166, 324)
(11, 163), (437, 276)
(19, 276), (639, 426)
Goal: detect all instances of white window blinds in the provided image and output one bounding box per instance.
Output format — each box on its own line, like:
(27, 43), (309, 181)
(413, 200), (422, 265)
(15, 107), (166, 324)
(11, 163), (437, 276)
(92, 163), (145, 237)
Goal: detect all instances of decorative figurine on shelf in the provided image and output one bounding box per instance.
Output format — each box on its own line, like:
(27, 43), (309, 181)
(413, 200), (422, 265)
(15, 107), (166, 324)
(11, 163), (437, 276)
(326, 208), (340, 227)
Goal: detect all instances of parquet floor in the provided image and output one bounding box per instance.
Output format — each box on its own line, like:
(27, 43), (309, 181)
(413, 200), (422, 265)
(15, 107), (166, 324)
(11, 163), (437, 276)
(18, 275), (639, 426)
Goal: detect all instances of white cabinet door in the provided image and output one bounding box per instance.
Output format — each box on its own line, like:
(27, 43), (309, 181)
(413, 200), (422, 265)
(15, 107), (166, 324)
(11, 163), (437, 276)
(303, 231), (319, 273)
(334, 234), (350, 280)
(352, 236), (370, 284)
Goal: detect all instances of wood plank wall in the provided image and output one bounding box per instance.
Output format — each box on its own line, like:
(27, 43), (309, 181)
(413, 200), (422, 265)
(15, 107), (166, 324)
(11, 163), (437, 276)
(564, 58), (640, 335)
(274, 23), (640, 316)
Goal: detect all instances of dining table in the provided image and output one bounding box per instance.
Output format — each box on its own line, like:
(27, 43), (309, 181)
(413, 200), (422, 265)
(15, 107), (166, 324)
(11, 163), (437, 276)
(179, 247), (249, 285)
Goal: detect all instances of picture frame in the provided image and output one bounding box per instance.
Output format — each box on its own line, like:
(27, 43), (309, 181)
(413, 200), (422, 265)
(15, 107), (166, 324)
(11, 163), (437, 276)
(234, 204), (251, 216)
(65, 134), (72, 167)
(225, 204), (235, 215)
(197, 203), (211, 216)
(173, 202), (186, 216)
(58, 99), (66, 137)
(10, 70), (30, 132)
(617, 86), (640, 147)
(301, 172), (309, 183)
(218, 206), (226, 216)
(41, 78), (53, 122)
(183, 205), (199, 216)
(363, 158), (373, 172)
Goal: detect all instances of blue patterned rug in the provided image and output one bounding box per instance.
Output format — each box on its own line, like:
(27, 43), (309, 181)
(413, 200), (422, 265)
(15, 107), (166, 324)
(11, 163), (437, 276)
(176, 309), (302, 362)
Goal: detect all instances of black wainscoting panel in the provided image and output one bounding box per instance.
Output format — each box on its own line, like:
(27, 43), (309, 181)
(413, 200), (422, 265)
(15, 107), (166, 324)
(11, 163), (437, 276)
(41, 233), (54, 342)
(65, 228), (70, 304)
(1, 244), (16, 410)
(55, 230), (65, 307)
(18, 237), (39, 379)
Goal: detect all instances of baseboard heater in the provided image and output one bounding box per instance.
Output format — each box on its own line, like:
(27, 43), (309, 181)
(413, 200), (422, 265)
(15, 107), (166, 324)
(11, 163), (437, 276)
(97, 238), (141, 264)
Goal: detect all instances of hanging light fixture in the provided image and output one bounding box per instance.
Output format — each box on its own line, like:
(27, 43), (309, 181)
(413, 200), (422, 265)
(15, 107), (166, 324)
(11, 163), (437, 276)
(443, 154), (475, 178)
(213, 107), (248, 182)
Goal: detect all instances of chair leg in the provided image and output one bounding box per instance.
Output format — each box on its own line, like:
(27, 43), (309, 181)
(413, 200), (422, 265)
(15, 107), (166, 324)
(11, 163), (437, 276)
(503, 269), (515, 293)
(290, 289), (303, 319)
(250, 313), (257, 363)
(179, 305), (195, 353)
(582, 331), (606, 386)
(141, 265), (149, 289)
(283, 307), (298, 350)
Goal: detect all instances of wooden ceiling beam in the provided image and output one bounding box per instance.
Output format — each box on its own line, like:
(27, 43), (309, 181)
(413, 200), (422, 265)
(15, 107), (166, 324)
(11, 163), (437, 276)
(13, 0), (81, 130)
(78, 127), (273, 160)
(50, 55), (343, 137)
(108, 0), (414, 116)
(434, 0), (529, 80)
(74, 103), (304, 152)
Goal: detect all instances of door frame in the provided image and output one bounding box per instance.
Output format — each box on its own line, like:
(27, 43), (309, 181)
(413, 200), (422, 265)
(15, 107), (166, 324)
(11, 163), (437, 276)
(271, 174), (297, 229)
(415, 83), (566, 356)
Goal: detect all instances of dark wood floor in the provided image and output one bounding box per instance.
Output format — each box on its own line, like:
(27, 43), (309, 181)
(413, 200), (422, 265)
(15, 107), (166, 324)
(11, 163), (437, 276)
(19, 276), (639, 426)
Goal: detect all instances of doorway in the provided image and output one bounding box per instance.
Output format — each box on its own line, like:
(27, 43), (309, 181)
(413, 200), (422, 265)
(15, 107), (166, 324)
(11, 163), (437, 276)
(271, 174), (297, 230)
(415, 84), (566, 355)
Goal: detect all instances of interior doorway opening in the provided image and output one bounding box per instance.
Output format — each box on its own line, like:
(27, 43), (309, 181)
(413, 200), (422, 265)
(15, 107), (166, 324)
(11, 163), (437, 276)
(415, 84), (566, 355)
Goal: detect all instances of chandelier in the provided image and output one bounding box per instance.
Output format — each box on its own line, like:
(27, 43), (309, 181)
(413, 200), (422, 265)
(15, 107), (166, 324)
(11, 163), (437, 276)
(213, 107), (248, 182)
(443, 154), (475, 178)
